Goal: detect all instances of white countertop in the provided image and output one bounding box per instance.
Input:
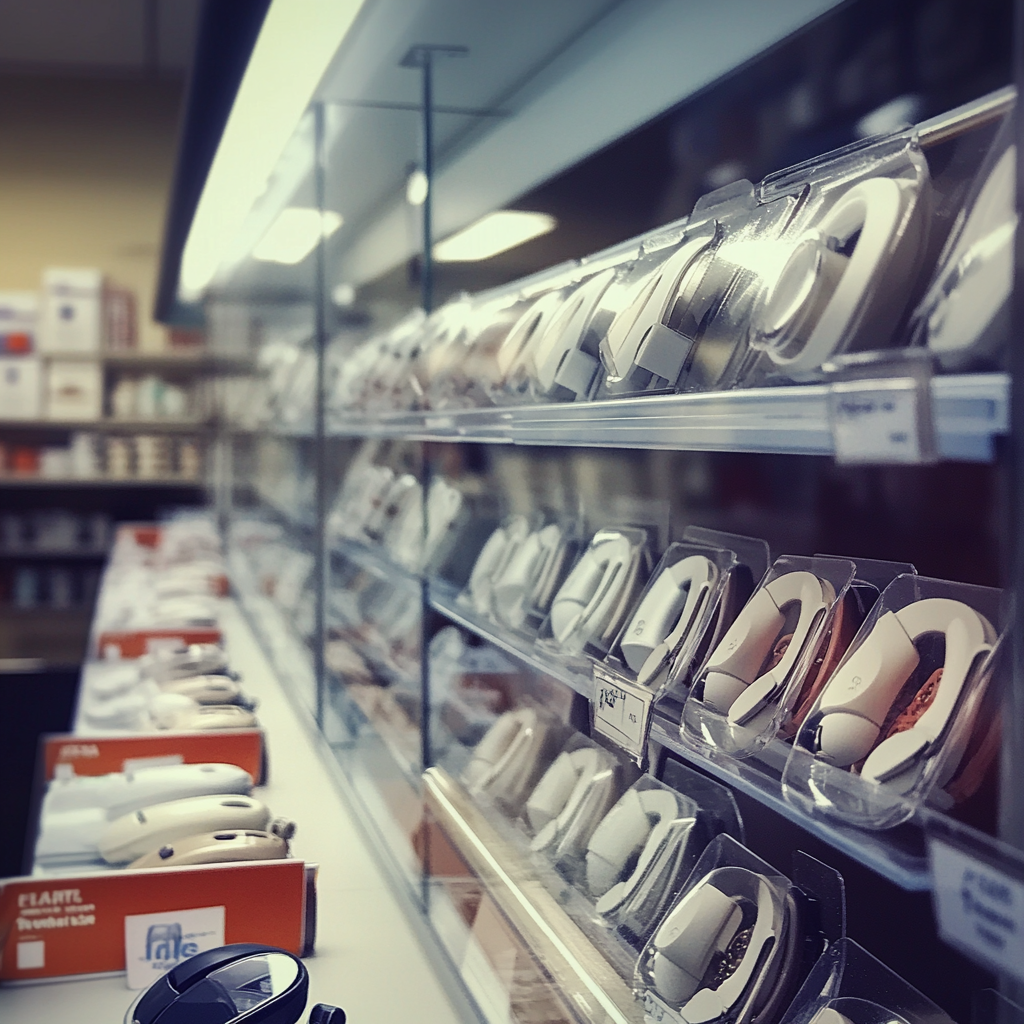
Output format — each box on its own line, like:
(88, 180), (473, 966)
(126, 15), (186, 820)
(0, 599), (465, 1024)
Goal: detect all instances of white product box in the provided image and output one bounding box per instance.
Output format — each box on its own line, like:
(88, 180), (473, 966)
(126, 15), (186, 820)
(46, 360), (103, 421)
(0, 291), (37, 353)
(38, 267), (104, 353)
(0, 356), (43, 419)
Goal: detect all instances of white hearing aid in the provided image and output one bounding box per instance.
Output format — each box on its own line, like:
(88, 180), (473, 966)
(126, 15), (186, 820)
(156, 703), (259, 731)
(621, 555), (717, 682)
(143, 643), (232, 684)
(529, 525), (576, 617)
(99, 794), (273, 864)
(42, 762), (253, 818)
(530, 269), (615, 397)
(601, 236), (716, 383)
(923, 145), (1014, 364)
(420, 478), (464, 568)
(700, 571), (832, 723)
(586, 787), (680, 912)
(160, 675), (250, 707)
(526, 747), (617, 856)
(752, 176), (923, 372)
(466, 517), (531, 619)
(549, 530), (641, 650)
(649, 867), (786, 1019)
(491, 526), (552, 628)
(463, 708), (555, 811)
(497, 289), (566, 381)
(814, 597), (994, 780)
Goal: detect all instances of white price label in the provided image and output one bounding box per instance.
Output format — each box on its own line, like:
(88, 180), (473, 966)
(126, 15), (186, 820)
(124, 905), (224, 990)
(592, 673), (651, 759)
(929, 839), (1024, 983)
(828, 382), (925, 464)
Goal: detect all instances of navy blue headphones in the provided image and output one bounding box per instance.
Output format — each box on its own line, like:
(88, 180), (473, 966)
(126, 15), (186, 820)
(125, 943), (344, 1024)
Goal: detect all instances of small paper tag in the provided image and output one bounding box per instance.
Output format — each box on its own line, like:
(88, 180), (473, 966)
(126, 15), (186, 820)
(828, 379), (926, 464)
(124, 905), (225, 990)
(929, 839), (1024, 984)
(592, 666), (653, 764)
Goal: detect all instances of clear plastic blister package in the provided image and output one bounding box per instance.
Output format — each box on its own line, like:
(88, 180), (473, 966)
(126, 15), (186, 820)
(682, 555), (860, 760)
(581, 774), (722, 948)
(776, 937), (956, 1024)
(636, 834), (843, 1024)
(782, 573), (1003, 830)
(521, 732), (625, 877)
(460, 702), (568, 817)
(537, 525), (654, 662)
(911, 107), (1015, 373)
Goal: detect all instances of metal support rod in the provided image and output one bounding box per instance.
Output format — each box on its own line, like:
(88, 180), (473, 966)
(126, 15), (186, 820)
(313, 101), (328, 730)
(420, 52), (435, 314)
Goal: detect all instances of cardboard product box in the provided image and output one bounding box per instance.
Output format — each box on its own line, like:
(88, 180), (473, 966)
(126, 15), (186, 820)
(0, 291), (37, 354)
(38, 268), (103, 354)
(0, 356), (43, 420)
(0, 859), (316, 983)
(46, 360), (103, 420)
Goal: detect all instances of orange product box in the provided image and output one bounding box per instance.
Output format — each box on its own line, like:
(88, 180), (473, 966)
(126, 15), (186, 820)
(0, 859), (316, 982)
(43, 729), (267, 786)
(97, 627), (224, 659)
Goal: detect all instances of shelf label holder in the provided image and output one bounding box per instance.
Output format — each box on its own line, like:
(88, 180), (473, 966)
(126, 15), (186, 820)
(825, 351), (937, 465)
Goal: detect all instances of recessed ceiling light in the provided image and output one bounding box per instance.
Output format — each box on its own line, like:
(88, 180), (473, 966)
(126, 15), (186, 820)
(253, 208), (342, 265)
(406, 169), (429, 207)
(178, 0), (367, 298)
(433, 211), (557, 262)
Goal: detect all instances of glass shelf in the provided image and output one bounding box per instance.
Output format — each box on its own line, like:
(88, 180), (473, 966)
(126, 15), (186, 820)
(329, 373), (1007, 461)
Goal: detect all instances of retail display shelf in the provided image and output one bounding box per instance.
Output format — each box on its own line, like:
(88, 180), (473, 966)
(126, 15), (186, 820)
(429, 579), (593, 701)
(329, 372), (1008, 461)
(0, 475), (204, 488)
(250, 485), (315, 536)
(55, 350), (256, 373)
(0, 418), (213, 433)
(424, 766), (643, 1024)
(647, 719), (932, 891)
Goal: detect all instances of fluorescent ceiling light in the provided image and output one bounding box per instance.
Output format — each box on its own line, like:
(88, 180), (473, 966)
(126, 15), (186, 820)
(178, 0), (367, 299)
(434, 211), (557, 262)
(253, 208), (342, 264)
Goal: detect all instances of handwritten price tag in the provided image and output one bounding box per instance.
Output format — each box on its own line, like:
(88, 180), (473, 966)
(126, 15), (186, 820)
(592, 666), (653, 763)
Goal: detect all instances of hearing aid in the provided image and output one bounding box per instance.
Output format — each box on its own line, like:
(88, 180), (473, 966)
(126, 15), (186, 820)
(99, 794), (275, 864)
(463, 707), (558, 813)
(586, 787), (682, 913)
(529, 269), (616, 398)
(497, 289), (568, 383)
(466, 517), (531, 619)
(813, 597), (994, 781)
(751, 175), (925, 372)
(622, 555), (717, 683)
(160, 674), (253, 707)
(526, 747), (618, 857)
(648, 866), (792, 1021)
(601, 235), (718, 384)
(700, 571), (833, 724)
(549, 530), (644, 651)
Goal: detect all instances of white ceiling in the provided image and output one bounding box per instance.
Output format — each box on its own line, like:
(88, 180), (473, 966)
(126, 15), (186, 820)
(0, 0), (201, 75)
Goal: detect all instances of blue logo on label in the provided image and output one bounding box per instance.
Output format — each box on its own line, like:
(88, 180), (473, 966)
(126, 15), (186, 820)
(145, 923), (198, 963)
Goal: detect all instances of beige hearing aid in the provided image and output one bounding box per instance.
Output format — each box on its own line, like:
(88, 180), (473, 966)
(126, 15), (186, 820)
(700, 571), (833, 724)
(814, 597), (994, 781)
(129, 825), (293, 869)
